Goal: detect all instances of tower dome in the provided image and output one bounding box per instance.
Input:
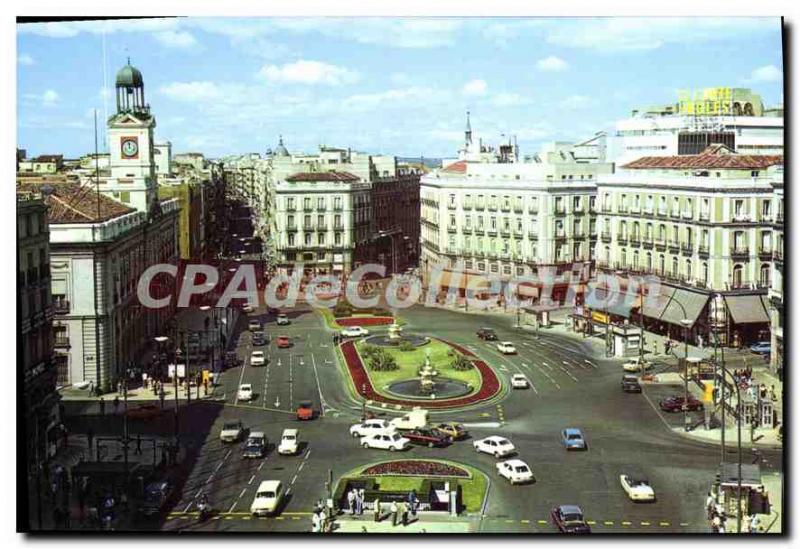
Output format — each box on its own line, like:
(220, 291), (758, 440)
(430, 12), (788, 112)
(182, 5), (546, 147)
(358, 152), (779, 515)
(274, 135), (290, 157)
(116, 59), (144, 88)
(114, 58), (148, 115)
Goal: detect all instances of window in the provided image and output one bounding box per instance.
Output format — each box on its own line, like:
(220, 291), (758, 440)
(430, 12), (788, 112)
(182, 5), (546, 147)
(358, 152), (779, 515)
(287, 214), (294, 228)
(287, 197), (295, 210)
(646, 252), (652, 270)
(317, 197), (325, 210)
(288, 233), (295, 246)
(732, 264), (743, 287)
(449, 194), (456, 207)
(702, 262), (708, 283)
(304, 197), (311, 210)
(685, 259), (692, 279)
(318, 233), (325, 245)
(760, 264), (770, 287)
(303, 215), (312, 229)
(573, 196), (581, 211)
(334, 214), (342, 229)
(671, 257), (678, 276)
(317, 215), (325, 229)
(304, 233), (312, 245)
(335, 232), (342, 245)
(734, 199), (744, 218)
(449, 214), (457, 228)
(334, 197), (342, 210)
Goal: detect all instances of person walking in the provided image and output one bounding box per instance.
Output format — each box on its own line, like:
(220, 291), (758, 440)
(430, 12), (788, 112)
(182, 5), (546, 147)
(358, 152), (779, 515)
(357, 488), (365, 515)
(408, 490), (419, 517)
(705, 492), (715, 520)
(347, 488), (356, 515)
(399, 501), (408, 526)
(135, 434), (143, 455)
(390, 500), (398, 527)
(98, 397), (105, 416)
(373, 498), (381, 522)
(311, 510), (321, 533)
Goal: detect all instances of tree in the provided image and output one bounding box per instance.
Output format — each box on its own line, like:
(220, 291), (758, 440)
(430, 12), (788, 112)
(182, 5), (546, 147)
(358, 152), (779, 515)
(451, 354), (474, 371)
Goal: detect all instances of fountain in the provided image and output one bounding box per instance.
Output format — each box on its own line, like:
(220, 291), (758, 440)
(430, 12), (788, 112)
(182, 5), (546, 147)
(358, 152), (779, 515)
(364, 320), (428, 348)
(386, 349), (471, 400)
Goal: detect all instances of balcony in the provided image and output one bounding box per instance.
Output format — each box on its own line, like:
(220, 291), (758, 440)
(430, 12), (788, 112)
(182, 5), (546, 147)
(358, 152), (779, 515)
(500, 204), (511, 212)
(448, 202), (457, 210)
(286, 224), (298, 231)
(680, 243), (694, 256)
(617, 235), (628, 245)
(500, 228), (511, 237)
(772, 249), (783, 261)
(698, 245), (710, 258)
(699, 212), (710, 222)
(670, 209), (681, 219)
(474, 228), (485, 236)
(600, 232), (612, 243)
(573, 232), (586, 241)
(487, 203), (498, 212)
(303, 205), (313, 213)
(668, 240), (680, 252)
(333, 204), (343, 212)
(54, 336), (70, 348)
(617, 206), (629, 214)
(317, 206), (327, 212)
(53, 298), (70, 314)
(629, 235), (641, 246)
(486, 228), (498, 236)
(656, 208), (668, 218)
(573, 206), (584, 214)
(554, 233), (567, 242)
(333, 224), (344, 231)
(463, 202), (473, 211)
(513, 206), (524, 214)
(528, 207), (539, 214)
(316, 225), (328, 232)
(447, 226), (457, 234)
(601, 205), (612, 213)
(643, 207), (654, 215)
(474, 203), (485, 211)
(655, 239), (667, 251)
(642, 237), (654, 249)
(527, 231), (538, 240)
(554, 207), (566, 216)
(758, 248), (772, 260)
(682, 210), (694, 220)
(513, 229), (524, 239)
(462, 226), (473, 234)
(776, 212), (784, 223)
(730, 247), (750, 258)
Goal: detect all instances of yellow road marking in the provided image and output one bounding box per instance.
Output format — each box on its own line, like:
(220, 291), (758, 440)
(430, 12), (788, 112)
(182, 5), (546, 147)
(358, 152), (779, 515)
(659, 521), (670, 526)
(641, 521), (651, 526)
(242, 516), (251, 521)
(586, 520), (596, 525)
(603, 521), (614, 525)
(505, 519), (514, 524)
(276, 517), (284, 520)
(520, 519), (530, 524)
(225, 516), (234, 520)
(537, 520), (547, 524)
(621, 521), (632, 526)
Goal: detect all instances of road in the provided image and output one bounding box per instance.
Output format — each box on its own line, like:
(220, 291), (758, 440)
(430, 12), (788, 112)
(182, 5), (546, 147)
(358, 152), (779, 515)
(120, 303), (781, 533)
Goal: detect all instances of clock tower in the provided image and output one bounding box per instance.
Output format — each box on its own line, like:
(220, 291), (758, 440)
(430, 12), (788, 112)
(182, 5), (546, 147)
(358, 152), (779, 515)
(106, 59), (158, 214)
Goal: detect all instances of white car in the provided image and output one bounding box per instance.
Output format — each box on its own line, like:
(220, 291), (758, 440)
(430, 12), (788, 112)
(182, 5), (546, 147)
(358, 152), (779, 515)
(251, 480), (284, 516)
(237, 384), (254, 401)
(361, 432), (410, 452)
(620, 474), (656, 502)
(510, 374), (529, 389)
(276, 314), (290, 326)
(623, 358), (652, 372)
(350, 419), (396, 438)
(473, 435), (516, 458)
(278, 429), (299, 455)
(248, 319), (262, 332)
(496, 459), (534, 484)
(250, 351), (266, 366)
(341, 326), (370, 338)
(497, 341), (517, 354)
(219, 420), (244, 443)
(242, 303), (255, 314)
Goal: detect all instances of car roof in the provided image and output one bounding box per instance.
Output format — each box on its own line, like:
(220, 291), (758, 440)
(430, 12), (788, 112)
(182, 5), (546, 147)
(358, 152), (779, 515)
(485, 435), (509, 442)
(257, 480), (281, 492)
(252, 350), (264, 354)
(240, 384), (252, 389)
(503, 459), (527, 467)
(282, 429), (298, 436)
(564, 428), (582, 435)
(559, 504), (583, 515)
(622, 374), (638, 381)
(501, 341), (514, 345)
(248, 431), (265, 438)
(512, 373), (526, 379)
(480, 327), (495, 331)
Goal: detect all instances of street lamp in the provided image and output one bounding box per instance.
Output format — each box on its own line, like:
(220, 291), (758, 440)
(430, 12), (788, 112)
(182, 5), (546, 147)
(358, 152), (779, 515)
(679, 318), (693, 432)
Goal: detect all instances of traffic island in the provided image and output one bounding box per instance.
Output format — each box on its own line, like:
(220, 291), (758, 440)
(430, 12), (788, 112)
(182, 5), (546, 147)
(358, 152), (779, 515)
(338, 337), (502, 410)
(333, 459), (488, 515)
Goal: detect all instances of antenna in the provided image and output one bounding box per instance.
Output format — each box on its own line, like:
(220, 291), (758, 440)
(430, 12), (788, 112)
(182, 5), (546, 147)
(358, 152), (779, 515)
(102, 22), (109, 150)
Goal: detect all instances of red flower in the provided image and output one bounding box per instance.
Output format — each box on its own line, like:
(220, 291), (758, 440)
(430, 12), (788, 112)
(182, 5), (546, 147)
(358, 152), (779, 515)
(361, 460), (470, 478)
(337, 316), (394, 327)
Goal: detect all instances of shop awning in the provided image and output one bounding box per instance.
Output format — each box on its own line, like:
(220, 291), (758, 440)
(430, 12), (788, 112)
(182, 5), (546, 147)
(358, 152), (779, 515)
(660, 288), (709, 327)
(641, 285), (673, 319)
(724, 294), (769, 324)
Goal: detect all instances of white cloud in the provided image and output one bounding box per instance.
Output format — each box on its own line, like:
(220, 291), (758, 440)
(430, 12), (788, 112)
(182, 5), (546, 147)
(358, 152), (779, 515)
(18, 18), (179, 38)
(17, 53), (35, 66)
(544, 17), (778, 52)
(462, 79), (488, 97)
(159, 81), (223, 101)
(490, 93), (530, 108)
(746, 64), (782, 83)
(153, 30), (199, 50)
(41, 90), (59, 107)
(258, 60), (359, 86)
(342, 87), (450, 112)
(536, 55), (568, 72)
(559, 94), (592, 110)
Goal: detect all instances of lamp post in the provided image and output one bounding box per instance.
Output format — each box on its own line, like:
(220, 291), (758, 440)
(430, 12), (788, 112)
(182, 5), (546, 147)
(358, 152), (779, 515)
(174, 345), (182, 443)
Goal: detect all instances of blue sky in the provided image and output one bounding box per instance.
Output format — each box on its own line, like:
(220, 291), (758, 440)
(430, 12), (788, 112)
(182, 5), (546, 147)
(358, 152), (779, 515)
(17, 17), (783, 159)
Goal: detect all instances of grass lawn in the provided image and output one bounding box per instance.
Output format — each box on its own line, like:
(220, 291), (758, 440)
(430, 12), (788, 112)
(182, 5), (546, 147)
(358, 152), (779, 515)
(355, 339), (482, 396)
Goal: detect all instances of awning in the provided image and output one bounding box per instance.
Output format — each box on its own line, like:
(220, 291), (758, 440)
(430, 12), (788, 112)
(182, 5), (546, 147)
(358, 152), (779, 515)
(660, 288), (709, 327)
(641, 285), (674, 319)
(725, 294), (769, 324)
(719, 463), (762, 489)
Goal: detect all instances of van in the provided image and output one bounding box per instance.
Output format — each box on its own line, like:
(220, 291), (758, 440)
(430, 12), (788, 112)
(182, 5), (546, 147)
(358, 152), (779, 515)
(251, 480), (283, 516)
(278, 429), (299, 455)
(390, 408), (428, 430)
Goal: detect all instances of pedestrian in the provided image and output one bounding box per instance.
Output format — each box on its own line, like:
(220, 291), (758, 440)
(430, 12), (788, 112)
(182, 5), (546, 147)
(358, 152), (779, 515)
(390, 500), (398, 526)
(770, 385), (776, 402)
(135, 434), (142, 455)
(698, 335), (704, 349)
(750, 514), (760, 533)
(399, 501), (408, 526)
(311, 510), (321, 533)
(113, 396), (120, 413)
(357, 488), (365, 515)
(99, 397), (105, 416)
(705, 492), (715, 519)
(347, 488), (356, 515)
(373, 498), (381, 522)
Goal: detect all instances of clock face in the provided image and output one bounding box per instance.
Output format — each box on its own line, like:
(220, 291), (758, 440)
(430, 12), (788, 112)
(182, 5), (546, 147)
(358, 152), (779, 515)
(121, 137), (139, 158)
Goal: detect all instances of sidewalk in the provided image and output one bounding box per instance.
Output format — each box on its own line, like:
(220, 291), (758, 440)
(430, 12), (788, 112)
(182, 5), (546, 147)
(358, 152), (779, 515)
(332, 513), (474, 533)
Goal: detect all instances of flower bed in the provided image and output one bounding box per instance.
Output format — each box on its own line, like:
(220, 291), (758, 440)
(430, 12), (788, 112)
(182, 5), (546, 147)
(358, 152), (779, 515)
(336, 316), (395, 327)
(361, 460), (470, 478)
(339, 338), (501, 409)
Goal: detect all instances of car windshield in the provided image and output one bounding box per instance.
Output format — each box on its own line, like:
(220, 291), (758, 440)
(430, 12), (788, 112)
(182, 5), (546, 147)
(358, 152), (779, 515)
(515, 466), (529, 473)
(563, 513), (583, 523)
(497, 439), (510, 446)
(257, 491), (276, 498)
(568, 434), (582, 440)
(247, 437), (264, 445)
(283, 435), (295, 441)
(223, 423), (240, 430)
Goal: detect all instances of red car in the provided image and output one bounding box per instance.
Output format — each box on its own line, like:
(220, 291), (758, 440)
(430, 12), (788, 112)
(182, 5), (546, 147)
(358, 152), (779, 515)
(296, 400), (315, 420)
(276, 335), (292, 348)
(126, 404), (162, 420)
(659, 395), (703, 412)
(404, 428), (452, 448)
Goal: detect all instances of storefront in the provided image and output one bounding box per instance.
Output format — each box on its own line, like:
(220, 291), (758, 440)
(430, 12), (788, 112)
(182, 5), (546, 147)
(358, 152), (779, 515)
(723, 294), (771, 347)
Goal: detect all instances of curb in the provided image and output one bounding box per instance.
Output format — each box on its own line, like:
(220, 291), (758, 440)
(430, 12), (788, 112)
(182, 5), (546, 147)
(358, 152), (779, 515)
(669, 427), (783, 451)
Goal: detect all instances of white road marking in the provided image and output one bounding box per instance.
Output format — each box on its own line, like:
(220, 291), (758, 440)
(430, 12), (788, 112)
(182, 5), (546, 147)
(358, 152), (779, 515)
(257, 461), (264, 471)
(585, 360), (598, 369)
(239, 488), (247, 499)
(462, 422), (502, 428)
(298, 462), (305, 472)
(310, 354), (326, 417)
(248, 475), (255, 485)
(228, 501), (237, 513)
(559, 367), (579, 382)
(233, 354), (248, 405)
(291, 474), (298, 485)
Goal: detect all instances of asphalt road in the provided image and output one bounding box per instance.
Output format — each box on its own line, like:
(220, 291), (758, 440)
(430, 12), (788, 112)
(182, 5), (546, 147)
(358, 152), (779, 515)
(138, 303), (782, 533)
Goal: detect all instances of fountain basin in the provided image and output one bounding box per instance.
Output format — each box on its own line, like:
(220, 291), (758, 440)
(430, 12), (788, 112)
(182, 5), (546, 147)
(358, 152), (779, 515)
(364, 333), (429, 348)
(385, 377), (472, 400)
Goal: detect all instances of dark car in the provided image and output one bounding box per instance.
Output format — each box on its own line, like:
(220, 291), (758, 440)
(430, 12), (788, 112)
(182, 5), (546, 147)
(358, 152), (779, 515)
(749, 341), (771, 355)
(621, 375), (642, 393)
(404, 428), (452, 448)
(252, 332), (266, 346)
(476, 327), (498, 341)
(551, 504), (591, 534)
(242, 432), (267, 459)
(139, 481), (174, 517)
(224, 351), (241, 369)
(659, 395), (703, 412)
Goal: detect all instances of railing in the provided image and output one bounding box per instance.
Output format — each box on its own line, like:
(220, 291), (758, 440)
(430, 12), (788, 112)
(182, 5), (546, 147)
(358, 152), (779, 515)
(657, 208), (668, 217)
(447, 226), (457, 233)
(527, 232), (538, 240)
(629, 235), (641, 245)
(500, 204), (511, 212)
(474, 228), (485, 235)
(462, 203), (473, 210)
(698, 245), (710, 256)
(682, 210), (694, 220)
(680, 243), (694, 256)
(54, 336), (70, 348)
(617, 235), (628, 245)
(670, 209), (681, 218)
(758, 247), (772, 259)
(600, 232), (612, 243)
(655, 239), (667, 250)
(617, 206), (629, 214)
(601, 205), (612, 213)
(286, 224), (298, 231)
(730, 247), (750, 257)
(53, 298), (70, 314)
(772, 250), (783, 261)
(668, 240), (680, 251)
(699, 212), (710, 221)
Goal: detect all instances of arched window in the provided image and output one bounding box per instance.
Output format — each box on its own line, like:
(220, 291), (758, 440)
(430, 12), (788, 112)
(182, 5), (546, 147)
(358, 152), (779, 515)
(633, 251), (640, 269)
(744, 103), (754, 116)
(605, 246), (610, 261)
(760, 264), (770, 287)
(702, 262), (709, 284)
(659, 254), (665, 275)
(646, 252), (653, 271)
(671, 257), (678, 276)
(685, 259), (692, 280)
(733, 264), (743, 288)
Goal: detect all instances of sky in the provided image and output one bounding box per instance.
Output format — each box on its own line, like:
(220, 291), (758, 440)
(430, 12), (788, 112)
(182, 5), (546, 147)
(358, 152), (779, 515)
(16, 17), (784, 159)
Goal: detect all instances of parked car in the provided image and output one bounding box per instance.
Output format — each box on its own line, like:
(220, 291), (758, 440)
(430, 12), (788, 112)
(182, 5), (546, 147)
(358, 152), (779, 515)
(224, 351), (241, 369)
(350, 419), (396, 438)
(250, 350), (266, 366)
(659, 395), (703, 412)
(242, 303), (254, 314)
(248, 319), (262, 332)
(561, 428), (587, 450)
(390, 409), (428, 430)
(476, 327), (498, 341)
(139, 481), (174, 517)
(749, 341), (771, 355)
(296, 400), (315, 420)
(432, 422), (468, 441)
(237, 384), (254, 401)
(251, 480), (284, 516)
(341, 326), (370, 338)
(126, 404), (162, 420)
(276, 336), (292, 349)
(619, 474), (656, 502)
(473, 436), (515, 458)
(496, 341), (517, 355)
(220, 420), (244, 443)
(551, 504), (591, 534)
(242, 432), (267, 459)
(404, 427), (452, 448)
(276, 314), (291, 326)
(252, 332), (266, 346)
(360, 432), (410, 452)
(511, 374), (529, 389)
(622, 358), (652, 372)
(621, 375), (642, 393)
(278, 429), (299, 455)
(496, 459), (534, 484)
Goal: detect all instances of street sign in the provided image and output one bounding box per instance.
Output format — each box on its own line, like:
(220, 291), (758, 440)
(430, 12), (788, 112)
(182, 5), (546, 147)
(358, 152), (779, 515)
(168, 364), (186, 378)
